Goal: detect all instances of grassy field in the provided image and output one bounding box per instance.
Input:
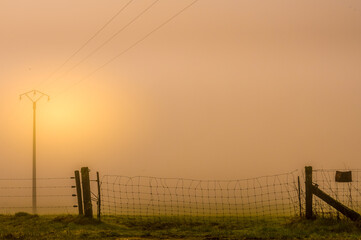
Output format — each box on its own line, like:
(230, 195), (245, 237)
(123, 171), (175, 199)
(1, 213), (361, 239)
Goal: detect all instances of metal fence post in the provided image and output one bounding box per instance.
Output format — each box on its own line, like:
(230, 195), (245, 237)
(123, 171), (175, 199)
(305, 166), (313, 219)
(298, 176), (302, 217)
(81, 167), (93, 218)
(97, 171), (101, 221)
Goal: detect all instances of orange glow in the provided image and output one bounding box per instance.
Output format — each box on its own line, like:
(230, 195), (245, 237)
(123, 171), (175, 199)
(1, 0), (361, 181)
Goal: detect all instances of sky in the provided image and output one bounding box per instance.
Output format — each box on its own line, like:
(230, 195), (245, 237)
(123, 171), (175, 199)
(0, 0), (361, 181)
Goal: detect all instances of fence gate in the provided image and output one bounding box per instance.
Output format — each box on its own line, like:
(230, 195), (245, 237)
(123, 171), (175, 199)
(305, 166), (361, 221)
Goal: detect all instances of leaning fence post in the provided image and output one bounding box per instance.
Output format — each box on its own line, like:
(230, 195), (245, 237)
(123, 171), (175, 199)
(96, 171), (101, 221)
(81, 167), (93, 218)
(74, 170), (83, 215)
(305, 166), (313, 219)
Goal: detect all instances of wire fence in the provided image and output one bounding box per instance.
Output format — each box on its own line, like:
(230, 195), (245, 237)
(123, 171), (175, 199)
(2, 168), (361, 220)
(312, 168), (361, 219)
(100, 170), (300, 222)
(0, 177), (78, 214)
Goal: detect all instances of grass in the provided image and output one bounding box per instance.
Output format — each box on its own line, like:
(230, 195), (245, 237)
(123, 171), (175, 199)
(1, 213), (361, 239)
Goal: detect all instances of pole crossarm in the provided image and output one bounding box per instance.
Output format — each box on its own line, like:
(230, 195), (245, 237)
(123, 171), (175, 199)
(20, 90), (50, 103)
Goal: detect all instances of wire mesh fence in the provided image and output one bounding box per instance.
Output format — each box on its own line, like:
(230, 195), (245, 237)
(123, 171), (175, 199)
(100, 170), (300, 222)
(2, 167), (361, 220)
(0, 177), (78, 214)
(312, 168), (361, 219)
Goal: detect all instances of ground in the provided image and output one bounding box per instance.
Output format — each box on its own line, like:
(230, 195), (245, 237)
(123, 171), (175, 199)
(0, 213), (361, 239)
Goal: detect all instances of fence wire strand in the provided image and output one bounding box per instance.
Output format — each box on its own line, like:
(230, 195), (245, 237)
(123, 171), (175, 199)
(0, 177), (77, 214)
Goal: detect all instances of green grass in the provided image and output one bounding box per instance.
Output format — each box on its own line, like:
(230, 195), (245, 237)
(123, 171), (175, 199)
(1, 213), (361, 239)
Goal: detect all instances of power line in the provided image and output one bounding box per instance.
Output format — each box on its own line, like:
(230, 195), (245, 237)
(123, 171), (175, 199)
(48, 0), (160, 89)
(37, 0), (134, 88)
(54, 0), (200, 99)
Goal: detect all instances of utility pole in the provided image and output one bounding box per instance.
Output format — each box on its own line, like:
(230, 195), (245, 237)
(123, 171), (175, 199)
(20, 90), (50, 214)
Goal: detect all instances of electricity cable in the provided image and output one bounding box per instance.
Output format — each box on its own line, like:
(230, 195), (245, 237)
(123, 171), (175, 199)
(53, 0), (200, 99)
(37, 0), (134, 88)
(48, 0), (160, 88)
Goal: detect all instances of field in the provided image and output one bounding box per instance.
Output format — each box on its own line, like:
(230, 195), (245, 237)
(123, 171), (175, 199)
(1, 213), (361, 239)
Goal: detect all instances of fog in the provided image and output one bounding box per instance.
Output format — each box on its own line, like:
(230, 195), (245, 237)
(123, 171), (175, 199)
(1, 0), (361, 187)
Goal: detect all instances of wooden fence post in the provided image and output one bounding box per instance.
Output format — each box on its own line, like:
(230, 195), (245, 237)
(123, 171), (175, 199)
(305, 166), (313, 219)
(97, 171), (101, 221)
(74, 170), (83, 215)
(298, 176), (302, 217)
(81, 167), (93, 218)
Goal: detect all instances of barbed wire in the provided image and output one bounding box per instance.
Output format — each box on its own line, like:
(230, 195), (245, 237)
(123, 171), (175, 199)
(100, 170), (299, 222)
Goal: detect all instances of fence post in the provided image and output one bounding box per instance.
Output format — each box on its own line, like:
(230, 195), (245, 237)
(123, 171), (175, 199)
(74, 170), (83, 215)
(81, 167), (93, 218)
(305, 166), (313, 219)
(96, 171), (101, 221)
(298, 176), (302, 217)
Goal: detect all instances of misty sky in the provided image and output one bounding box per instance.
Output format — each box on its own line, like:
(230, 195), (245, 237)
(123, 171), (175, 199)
(0, 0), (361, 180)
